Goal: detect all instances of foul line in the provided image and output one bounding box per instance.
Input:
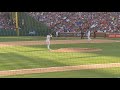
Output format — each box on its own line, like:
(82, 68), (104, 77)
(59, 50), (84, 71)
(0, 63), (120, 76)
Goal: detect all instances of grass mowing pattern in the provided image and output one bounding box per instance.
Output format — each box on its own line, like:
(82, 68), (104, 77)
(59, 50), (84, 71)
(0, 42), (120, 71)
(0, 36), (44, 42)
(0, 36), (119, 42)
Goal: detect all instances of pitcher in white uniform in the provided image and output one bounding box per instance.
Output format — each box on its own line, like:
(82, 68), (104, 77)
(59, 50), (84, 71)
(46, 33), (52, 50)
(87, 30), (92, 41)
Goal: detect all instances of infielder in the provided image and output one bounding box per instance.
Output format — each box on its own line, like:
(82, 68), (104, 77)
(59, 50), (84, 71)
(56, 31), (59, 37)
(46, 33), (52, 50)
(87, 30), (92, 41)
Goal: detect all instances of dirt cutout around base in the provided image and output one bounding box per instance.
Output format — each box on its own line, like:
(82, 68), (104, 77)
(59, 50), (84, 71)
(50, 48), (102, 52)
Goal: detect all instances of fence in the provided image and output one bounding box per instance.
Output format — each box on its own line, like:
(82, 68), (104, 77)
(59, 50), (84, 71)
(0, 12), (51, 36)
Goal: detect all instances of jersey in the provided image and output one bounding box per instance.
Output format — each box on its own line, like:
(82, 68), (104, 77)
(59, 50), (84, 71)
(46, 35), (51, 41)
(87, 30), (91, 36)
(46, 34), (52, 44)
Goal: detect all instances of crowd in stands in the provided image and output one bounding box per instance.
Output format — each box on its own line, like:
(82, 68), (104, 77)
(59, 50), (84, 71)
(28, 12), (120, 33)
(0, 12), (15, 30)
(0, 12), (120, 33)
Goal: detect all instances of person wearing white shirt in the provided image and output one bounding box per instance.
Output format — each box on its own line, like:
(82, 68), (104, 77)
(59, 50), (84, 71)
(87, 30), (92, 41)
(46, 33), (52, 50)
(56, 31), (59, 37)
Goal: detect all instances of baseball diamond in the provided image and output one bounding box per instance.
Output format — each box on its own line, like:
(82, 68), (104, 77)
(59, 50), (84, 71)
(0, 12), (120, 78)
(0, 38), (119, 77)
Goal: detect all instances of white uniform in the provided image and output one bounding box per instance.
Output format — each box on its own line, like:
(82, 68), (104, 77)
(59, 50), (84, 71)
(56, 31), (59, 37)
(87, 30), (91, 41)
(46, 34), (52, 50)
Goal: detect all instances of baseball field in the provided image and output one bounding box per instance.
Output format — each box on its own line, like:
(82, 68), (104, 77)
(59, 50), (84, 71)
(0, 36), (120, 78)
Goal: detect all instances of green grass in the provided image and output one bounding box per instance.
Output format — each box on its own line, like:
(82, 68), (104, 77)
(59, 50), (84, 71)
(0, 36), (94, 42)
(2, 67), (120, 78)
(0, 37), (119, 78)
(0, 42), (120, 71)
(0, 36), (44, 42)
(0, 36), (91, 42)
(0, 36), (119, 42)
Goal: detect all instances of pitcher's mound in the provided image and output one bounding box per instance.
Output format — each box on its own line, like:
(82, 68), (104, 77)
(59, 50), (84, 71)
(50, 48), (102, 52)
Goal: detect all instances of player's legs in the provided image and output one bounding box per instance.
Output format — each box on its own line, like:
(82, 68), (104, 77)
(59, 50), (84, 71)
(47, 41), (51, 50)
(88, 35), (91, 41)
(48, 43), (50, 49)
(47, 44), (50, 49)
(46, 40), (50, 50)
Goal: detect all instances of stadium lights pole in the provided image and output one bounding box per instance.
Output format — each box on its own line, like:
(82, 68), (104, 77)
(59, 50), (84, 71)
(15, 12), (19, 36)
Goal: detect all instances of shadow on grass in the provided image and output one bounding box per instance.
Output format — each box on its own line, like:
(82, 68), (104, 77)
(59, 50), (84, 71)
(73, 55), (100, 59)
(20, 50), (46, 52)
(0, 52), (67, 71)
(57, 55), (100, 61)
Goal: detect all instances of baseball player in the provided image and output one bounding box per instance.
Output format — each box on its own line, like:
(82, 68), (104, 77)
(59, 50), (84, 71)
(81, 30), (84, 39)
(93, 30), (97, 38)
(46, 33), (52, 50)
(56, 31), (59, 37)
(87, 30), (92, 41)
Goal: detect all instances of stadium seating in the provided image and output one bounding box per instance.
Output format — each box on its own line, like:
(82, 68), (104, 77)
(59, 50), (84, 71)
(28, 12), (120, 33)
(0, 12), (120, 36)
